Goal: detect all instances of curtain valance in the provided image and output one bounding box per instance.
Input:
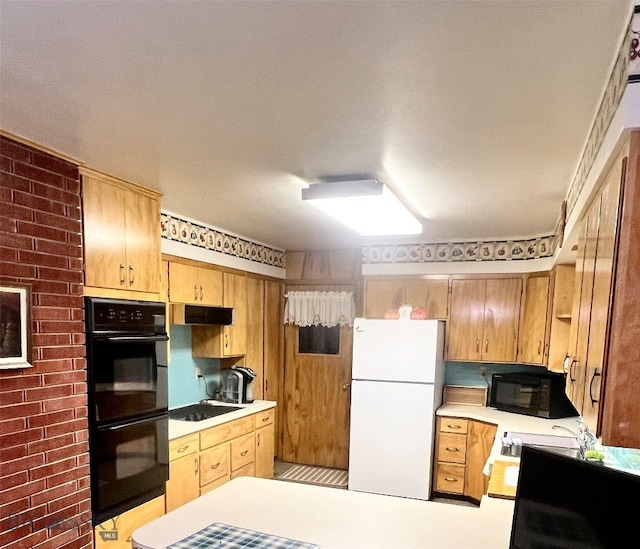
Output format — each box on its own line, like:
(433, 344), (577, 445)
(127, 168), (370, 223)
(284, 291), (356, 327)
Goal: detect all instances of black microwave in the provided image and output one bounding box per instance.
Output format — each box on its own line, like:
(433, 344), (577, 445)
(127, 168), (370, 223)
(489, 371), (578, 419)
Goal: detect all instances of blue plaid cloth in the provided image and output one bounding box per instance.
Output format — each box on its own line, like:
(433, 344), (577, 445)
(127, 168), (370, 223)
(166, 522), (320, 549)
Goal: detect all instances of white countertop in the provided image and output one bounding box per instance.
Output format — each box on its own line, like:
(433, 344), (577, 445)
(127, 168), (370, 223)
(169, 400), (277, 440)
(132, 477), (515, 549)
(437, 403), (582, 474)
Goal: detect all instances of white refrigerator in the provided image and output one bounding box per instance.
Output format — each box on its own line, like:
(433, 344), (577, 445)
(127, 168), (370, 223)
(348, 318), (445, 500)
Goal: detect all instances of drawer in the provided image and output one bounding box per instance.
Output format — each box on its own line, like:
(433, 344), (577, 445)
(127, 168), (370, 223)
(201, 473), (230, 495)
(231, 432), (255, 470)
(231, 461), (255, 480)
(438, 433), (467, 464)
(439, 417), (468, 434)
(255, 408), (274, 428)
(169, 434), (199, 461)
(435, 463), (465, 494)
(200, 415), (254, 450)
(200, 443), (230, 486)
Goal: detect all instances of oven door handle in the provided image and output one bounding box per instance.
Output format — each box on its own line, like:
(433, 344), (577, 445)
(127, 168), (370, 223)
(100, 335), (169, 343)
(100, 415), (167, 430)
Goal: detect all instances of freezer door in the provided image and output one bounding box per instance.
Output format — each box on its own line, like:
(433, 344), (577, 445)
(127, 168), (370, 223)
(348, 380), (435, 500)
(352, 319), (443, 383)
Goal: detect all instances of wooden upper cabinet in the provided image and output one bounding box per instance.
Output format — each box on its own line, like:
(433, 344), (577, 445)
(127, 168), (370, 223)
(223, 272), (247, 357)
(169, 262), (223, 305)
(82, 170), (161, 294)
(363, 278), (448, 319)
(517, 275), (550, 365)
(447, 278), (522, 362)
(547, 265), (575, 373)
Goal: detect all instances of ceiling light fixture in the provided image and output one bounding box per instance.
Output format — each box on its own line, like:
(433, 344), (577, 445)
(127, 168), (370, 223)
(301, 179), (422, 236)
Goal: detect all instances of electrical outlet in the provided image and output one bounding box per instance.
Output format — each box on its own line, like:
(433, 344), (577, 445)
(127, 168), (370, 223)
(479, 366), (487, 378)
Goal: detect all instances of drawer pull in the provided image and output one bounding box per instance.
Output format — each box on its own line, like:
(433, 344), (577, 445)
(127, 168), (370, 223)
(444, 477), (458, 482)
(447, 424), (462, 429)
(262, 417), (270, 422)
(211, 462), (220, 470)
(445, 447), (460, 452)
(241, 450), (248, 457)
(177, 445), (190, 453)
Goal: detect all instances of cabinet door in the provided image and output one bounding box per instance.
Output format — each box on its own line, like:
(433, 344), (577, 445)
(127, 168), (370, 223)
(255, 423), (275, 479)
(245, 277), (265, 398)
(123, 188), (160, 292)
(169, 262), (199, 304)
(482, 278), (522, 362)
(404, 279), (449, 319)
(582, 166), (621, 431)
(363, 279), (406, 318)
(166, 454), (199, 512)
(198, 267), (223, 306)
(263, 280), (282, 455)
(94, 495), (164, 549)
(464, 420), (497, 501)
(569, 199), (601, 413)
(223, 272), (247, 356)
(82, 174), (127, 289)
(447, 279), (485, 361)
(518, 275), (550, 365)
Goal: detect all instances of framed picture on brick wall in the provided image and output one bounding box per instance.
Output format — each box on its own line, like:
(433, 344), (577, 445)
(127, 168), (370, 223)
(0, 283), (33, 369)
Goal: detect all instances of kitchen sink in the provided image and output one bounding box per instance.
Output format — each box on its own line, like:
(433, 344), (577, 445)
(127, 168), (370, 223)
(169, 403), (242, 422)
(500, 431), (584, 460)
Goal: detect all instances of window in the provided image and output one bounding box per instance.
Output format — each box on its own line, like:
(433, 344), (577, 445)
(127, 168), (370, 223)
(298, 325), (340, 355)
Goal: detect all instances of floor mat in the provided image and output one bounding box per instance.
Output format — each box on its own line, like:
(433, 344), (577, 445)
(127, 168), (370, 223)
(275, 463), (348, 488)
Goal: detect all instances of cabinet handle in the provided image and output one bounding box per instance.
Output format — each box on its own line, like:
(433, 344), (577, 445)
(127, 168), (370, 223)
(484, 339), (489, 353)
(129, 265), (134, 285)
(537, 341), (542, 356)
(447, 424), (462, 429)
(257, 433), (261, 446)
(127, 536), (132, 543)
(194, 458), (199, 474)
(445, 447), (460, 452)
(444, 477), (458, 482)
(200, 285), (204, 301)
(195, 285), (199, 301)
(569, 358), (577, 382)
(241, 450), (248, 457)
(476, 339), (480, 353)
(119, 264), (125, 285)
(589, 368), (601, 405)
(342, 382), (351, 391)
(177, 445), (190, 453)
(262, 416), (270, 423)
(211, 462), (220, 470)
(225, 333), (229, 348)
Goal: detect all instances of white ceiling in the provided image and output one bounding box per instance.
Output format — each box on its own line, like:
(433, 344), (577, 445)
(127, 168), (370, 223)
(0, 1), (632, 251)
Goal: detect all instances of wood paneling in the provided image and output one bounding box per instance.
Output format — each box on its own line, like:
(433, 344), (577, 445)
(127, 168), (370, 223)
(245, 277), (265, 398)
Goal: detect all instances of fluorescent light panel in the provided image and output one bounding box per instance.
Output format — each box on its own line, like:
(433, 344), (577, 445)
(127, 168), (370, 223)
(302, 179), (422, 236)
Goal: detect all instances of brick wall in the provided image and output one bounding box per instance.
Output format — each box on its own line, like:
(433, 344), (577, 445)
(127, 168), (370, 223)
(0, 135), (92, 549)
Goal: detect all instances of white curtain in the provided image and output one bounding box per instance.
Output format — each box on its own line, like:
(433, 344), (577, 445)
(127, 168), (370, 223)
(284, 291), (356, 327)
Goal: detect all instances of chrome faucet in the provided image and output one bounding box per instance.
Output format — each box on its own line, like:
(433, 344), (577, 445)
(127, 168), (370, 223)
(552, 420), (597, 453)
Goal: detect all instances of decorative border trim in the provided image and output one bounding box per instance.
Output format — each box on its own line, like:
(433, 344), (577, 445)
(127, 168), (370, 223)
(362, 235), (557, 265)
(565, 13), (634, 219)
(160, 212), (285, 268)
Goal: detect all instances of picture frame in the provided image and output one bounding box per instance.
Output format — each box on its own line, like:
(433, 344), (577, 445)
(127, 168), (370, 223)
(0, 283), (33, 369)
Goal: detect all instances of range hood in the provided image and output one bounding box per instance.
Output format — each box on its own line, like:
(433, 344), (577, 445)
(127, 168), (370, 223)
(171, 304), (234, 325)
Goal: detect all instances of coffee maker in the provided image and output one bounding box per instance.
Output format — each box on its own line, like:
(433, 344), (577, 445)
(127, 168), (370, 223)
(219, 366), (256, 403)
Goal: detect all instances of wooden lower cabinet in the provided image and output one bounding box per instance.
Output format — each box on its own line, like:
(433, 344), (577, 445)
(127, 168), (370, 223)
(433, 417), (497, 503)
(94, 495), (164, 549)
(166, 410), (276, 511)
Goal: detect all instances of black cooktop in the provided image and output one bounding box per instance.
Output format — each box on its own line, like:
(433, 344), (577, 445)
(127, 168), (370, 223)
(169, 403), (242, 422)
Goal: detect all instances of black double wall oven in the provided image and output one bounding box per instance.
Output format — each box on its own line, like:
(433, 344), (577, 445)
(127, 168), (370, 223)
(85, 297), (169, 525)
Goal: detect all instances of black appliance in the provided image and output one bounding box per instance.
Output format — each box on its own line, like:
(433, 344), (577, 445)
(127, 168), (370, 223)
(85, 297), (169, 525)
(220, 366), (256, 403)
(510, 445), (640, 548)
(489, 371), (578, 419)
(171, 303), (234, 325)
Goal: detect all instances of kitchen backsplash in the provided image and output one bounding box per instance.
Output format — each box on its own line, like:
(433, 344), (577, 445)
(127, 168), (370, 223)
(168, 325), (220, 408)
(444, 361), (547, 397)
